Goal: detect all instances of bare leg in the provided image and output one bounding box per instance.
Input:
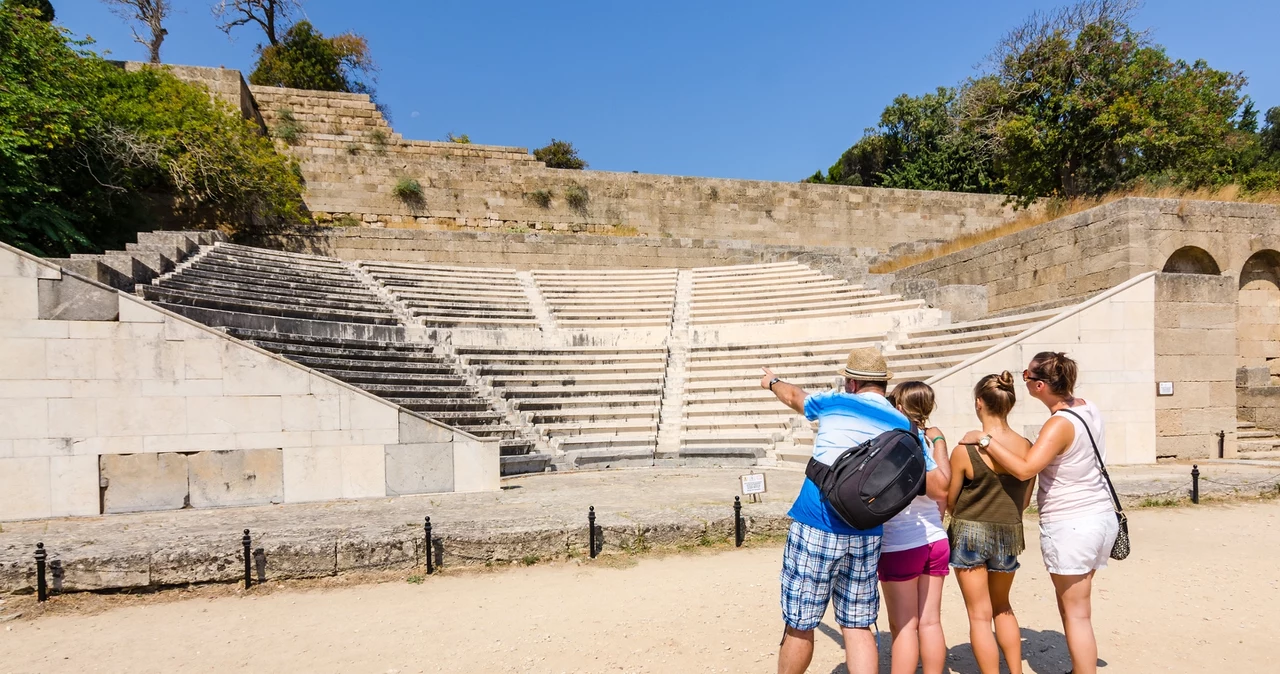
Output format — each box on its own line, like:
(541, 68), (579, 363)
(987, 570), (1022, 674)
(841, 625), (878, 674)
(883, 579), (922, 674)
(955, 567), (1001, 674)
(1052, 572), (1098, 674)
(917, 574), (948, 674)
(777, 627), (814, 674)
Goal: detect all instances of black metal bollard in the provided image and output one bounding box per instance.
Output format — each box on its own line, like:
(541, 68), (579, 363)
(1218, 430), (1226, 459)
(588, 506), (597, 559)
(35, 543), (47, 603)
(734, 496), (744, 548)
(242, 529), (252, 589)
(424, 516), (434, 575)
(1191, 465), (1200, 504)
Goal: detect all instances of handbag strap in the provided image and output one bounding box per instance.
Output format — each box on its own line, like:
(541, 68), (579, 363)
(1059, 408), (1124, 513)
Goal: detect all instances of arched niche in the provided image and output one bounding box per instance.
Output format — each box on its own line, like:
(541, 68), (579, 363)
(1237, 249), (1280, 371)
(1162, 246), (1221, 275)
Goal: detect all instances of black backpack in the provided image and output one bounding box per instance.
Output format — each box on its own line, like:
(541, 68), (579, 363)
(804, 425), (928, 531)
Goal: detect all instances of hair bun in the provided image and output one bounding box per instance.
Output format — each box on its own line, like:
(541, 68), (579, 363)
(997, 370), (1015, 391)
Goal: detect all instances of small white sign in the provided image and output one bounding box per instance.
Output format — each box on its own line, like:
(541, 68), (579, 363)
(741, 473), (767, 495)
(1157, 381), (1175, 396)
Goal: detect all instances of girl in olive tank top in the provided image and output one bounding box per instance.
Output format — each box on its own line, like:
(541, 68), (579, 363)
(946, 372), (1034, 674)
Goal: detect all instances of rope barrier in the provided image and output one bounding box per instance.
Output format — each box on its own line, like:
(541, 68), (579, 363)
(1199, 474), (1280, 489)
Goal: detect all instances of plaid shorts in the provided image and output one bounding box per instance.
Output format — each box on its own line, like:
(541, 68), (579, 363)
(780, 520), (882, 630)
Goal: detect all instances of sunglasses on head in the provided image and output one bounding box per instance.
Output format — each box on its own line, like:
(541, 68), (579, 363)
(1022, 369), (1045, 383)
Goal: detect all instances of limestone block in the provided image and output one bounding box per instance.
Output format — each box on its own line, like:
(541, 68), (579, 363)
(0, 337), (46, 380)
(0, 277), (39, 319)
(118, 296), (165, 323)
(47, 397), (97, 437)
(452, 438), (500, 492)
(220, 341), (312, 395)
(0, 248), (43, 278)
(340, 444), (386, 498)
(92, 334), (183, 381)
(183, 338), (224, 380)
(49, 454), (100, 516)
(187, 448), (285, 508)
(97, 396), (187, 437)
(281, 394), (342, 431)
(59, 552), (151, 591)
(282, 446), (342, 502)
(398, 411), (453, 444)
(143, 432), (237, 454)
(45, 338), (96, 379)
(0, 457), (52, 519)
(101, 453), (189, 513)
(0, 398), (48, 439)
(347, 393), (397, 430)
(185, 395), (282, 435)
(37, 276), (120, 321)
(336, 534), (417, 572)
(384, 442), (454, 495)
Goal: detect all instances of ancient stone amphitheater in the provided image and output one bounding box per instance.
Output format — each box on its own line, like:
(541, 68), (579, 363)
(2, 65), (1277, 521)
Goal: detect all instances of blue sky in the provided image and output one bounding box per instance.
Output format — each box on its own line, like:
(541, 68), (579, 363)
(56, 0), (1280, 182)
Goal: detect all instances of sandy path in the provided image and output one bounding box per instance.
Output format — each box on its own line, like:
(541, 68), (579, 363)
(2, 500), (1277, 673)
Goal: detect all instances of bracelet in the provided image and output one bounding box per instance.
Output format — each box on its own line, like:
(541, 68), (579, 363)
(768, 377), (782, 391)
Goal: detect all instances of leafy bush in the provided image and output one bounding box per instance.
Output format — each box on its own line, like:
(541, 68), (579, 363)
(0, 7), (308, 255)
(345, 143), (360, 155)
(367, 128), (389, 154)
(527, 189), (553, 208)
(393, 177), (424, 204)
(564, 184), (589, 212)
(273, 107), (304, 144)
(534, 139), (587, 169)
(334, 214), (361, 227)
(249, 20), (376, 95)
(445, 132), (471, 144)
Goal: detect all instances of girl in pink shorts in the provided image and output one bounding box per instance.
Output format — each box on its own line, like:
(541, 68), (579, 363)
(881, 382), (952, 674)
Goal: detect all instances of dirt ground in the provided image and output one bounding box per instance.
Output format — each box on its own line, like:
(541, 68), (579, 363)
(2, 499), (1277, 674)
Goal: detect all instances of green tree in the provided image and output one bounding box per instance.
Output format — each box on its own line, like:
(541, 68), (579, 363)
(3, 0), (54, 21)
(534, 139), (587, 170)
(0, 6), (307, 255)
(248, 19), (376, 94)
(960, 0), (1247, 203)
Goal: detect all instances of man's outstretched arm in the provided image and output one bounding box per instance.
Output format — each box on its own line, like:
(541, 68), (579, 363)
(760, 367), (808, 414)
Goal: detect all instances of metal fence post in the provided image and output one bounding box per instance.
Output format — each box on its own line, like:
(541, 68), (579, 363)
(734, 496), (744, 547)
(424, 516), (434, 575)
(242, 529), (252, 589)
(1191, 465), (1200, 504)
(588, 506), (597, 559)
(35, 543), (47, 603)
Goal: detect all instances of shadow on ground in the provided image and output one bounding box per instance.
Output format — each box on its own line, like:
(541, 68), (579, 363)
(819, 624), (1106, 673)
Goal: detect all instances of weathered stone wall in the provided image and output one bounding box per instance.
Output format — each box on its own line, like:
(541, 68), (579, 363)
(0, 243), (498, 522)
(895, 198), (1280, 315)
(926, 274), (1158, 465)
(1154, 274), (1238, 458)
(239, 82), (1016, 251)
(1238, 387), (1280, 433)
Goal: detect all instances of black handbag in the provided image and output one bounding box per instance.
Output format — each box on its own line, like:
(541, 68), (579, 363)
(1060, 409), (1130, 561)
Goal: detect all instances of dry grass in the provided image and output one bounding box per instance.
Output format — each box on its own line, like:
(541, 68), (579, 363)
(870, 184), (1280, 274)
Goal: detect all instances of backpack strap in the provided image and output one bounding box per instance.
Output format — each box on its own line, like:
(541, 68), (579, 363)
(1058, 408), (1124, 514)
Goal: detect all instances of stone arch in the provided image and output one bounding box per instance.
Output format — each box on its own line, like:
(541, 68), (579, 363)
(1237, 249), (1280, 374)
(1163, 246), (1221, 275)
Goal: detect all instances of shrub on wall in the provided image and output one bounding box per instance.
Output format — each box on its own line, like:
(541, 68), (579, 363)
(564, 184), (589, 213)
(534, 139), (587, 169)
(393, 177), (424, 204)
(526, 189), (553, 208)
(273, 107), (304, 144)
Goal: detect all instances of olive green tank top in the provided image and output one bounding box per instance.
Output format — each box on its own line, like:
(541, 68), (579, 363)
(949, 445), (1032, 557)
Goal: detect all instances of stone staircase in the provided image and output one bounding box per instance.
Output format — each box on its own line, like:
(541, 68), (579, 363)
(517, 270), (557, 332)
(48, 229), (225, 291)
(655, 270), (693, 458)
(1237, 421), (1280, 459)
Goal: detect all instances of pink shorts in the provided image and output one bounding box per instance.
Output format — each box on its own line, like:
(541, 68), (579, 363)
(877, 539), (951, 583)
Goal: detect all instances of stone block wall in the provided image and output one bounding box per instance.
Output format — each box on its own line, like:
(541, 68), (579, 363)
(0, 243), (499, 522)
(926, 274), (1158, 465)
(237, 79), (1015, 251)
(1154, 274), (1238, 458)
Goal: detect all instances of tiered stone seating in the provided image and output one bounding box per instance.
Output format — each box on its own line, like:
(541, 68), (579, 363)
(689, 261), (924, 325)
(680, 333), (889, 457)
(532, 269), (676, 328)
(889, 309), (1062, 381)
(142, 243), (398, 327)
(359, 261), (538, 328)
(456, 345), (669, 466)
(223, 329), (549, 475)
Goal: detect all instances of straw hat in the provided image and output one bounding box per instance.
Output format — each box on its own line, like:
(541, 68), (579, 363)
(837, 347), (893, 381)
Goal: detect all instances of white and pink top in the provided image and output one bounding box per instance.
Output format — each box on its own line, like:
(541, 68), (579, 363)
(1036, 401), (1115, 523)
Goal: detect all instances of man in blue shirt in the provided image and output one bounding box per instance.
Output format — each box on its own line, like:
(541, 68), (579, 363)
(761, 347), (936, 674)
